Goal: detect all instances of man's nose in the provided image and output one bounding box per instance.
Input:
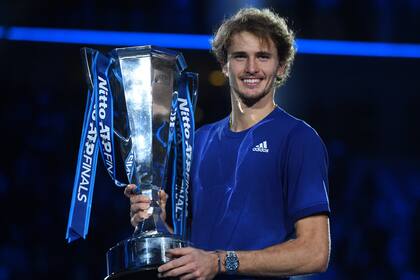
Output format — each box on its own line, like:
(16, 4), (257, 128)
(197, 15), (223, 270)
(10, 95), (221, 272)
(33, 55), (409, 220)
(245, 58), (259, 74)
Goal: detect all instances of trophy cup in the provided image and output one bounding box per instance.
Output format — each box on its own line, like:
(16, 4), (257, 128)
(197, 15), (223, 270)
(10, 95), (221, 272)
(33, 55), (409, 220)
(66, 45), (198, 280)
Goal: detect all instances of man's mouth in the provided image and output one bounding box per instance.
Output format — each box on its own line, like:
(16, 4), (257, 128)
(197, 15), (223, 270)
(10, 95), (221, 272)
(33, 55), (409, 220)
(241, 78), (263, 86)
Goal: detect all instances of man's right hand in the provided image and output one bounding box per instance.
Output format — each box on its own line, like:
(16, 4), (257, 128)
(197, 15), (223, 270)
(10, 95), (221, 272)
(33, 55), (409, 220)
(123, 184), (168, 228)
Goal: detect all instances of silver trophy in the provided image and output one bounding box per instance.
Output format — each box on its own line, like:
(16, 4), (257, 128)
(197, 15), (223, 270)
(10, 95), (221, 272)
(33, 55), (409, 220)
(81, 45), (197, 279)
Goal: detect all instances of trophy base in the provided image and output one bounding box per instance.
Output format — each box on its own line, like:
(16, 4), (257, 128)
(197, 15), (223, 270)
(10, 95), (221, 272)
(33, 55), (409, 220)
(105, 233), (188, 280)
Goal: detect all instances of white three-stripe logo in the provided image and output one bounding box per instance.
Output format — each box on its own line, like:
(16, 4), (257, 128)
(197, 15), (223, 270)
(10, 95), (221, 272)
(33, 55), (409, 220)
(252, 141), (269, 153)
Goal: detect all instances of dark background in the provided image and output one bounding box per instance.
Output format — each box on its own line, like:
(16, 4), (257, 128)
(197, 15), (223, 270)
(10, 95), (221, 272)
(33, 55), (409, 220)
(0, 0), (419, 279)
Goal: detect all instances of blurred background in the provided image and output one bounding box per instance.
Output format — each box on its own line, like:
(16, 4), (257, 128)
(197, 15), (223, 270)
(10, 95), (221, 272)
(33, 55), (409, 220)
(0, 0), (419, 279)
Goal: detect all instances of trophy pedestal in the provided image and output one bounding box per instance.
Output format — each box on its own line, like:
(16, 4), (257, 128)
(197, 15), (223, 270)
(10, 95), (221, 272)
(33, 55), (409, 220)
(105, 234), (188, 280)
(104, 269), (178, 280)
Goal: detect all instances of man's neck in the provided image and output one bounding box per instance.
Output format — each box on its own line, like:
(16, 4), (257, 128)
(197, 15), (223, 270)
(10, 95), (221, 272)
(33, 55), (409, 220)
(229, 93), (277, 132)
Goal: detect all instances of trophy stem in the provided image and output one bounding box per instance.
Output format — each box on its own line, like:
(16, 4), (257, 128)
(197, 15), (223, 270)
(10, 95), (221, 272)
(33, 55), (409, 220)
(133, 185), (170, 237)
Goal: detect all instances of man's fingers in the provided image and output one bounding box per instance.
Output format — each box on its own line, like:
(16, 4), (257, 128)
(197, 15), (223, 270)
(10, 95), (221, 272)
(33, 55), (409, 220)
(130, 202), (151, 216)
(126, 186), (168, 228)
(130, 213), (150, 227)
(158, 190), (168, 208)
(159, 190), (168, 202)
(129, 195), (151, 205)
(162, 262), (195, 278)
(157, 248), (214, 280)
(158, 254), (191, 273)
(167, 247), (195, 256)
(123, 184), (137, 198)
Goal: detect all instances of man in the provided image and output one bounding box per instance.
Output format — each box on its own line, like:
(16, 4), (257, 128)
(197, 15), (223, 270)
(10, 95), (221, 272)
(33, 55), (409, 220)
(125, 7), (330, 280)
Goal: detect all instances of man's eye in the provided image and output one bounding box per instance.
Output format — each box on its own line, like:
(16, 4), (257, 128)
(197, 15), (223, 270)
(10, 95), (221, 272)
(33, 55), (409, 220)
(258, 55), (270, 60)
(233, 54), (246, 60)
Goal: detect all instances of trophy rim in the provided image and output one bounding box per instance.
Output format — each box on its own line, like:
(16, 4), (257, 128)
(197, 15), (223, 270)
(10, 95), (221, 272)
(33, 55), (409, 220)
(106, 232), (189, 252)
(105, 234), (191, 279)
(111, 45), (187, 73)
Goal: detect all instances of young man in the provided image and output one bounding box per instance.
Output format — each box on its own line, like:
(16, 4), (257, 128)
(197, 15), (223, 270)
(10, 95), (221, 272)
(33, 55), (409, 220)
(125, 8), (330, 279)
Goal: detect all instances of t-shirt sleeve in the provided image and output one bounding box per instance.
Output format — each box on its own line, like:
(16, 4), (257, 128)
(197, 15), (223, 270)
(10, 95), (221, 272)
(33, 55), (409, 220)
(284, 122), (330, 224)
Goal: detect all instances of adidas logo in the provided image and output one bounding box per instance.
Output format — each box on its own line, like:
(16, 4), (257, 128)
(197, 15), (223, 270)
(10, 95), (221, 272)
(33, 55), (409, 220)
(252, 141), (269, 153)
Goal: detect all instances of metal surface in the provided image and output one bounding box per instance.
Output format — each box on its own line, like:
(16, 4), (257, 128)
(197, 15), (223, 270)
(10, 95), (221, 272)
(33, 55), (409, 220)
(105, 234), (189, 279)
(102, 46), (191, 279)
(111, 46), (184, 235)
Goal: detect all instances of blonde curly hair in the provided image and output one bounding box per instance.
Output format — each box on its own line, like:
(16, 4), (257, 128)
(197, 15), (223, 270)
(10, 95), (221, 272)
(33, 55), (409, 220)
(212, 8), (296, 87)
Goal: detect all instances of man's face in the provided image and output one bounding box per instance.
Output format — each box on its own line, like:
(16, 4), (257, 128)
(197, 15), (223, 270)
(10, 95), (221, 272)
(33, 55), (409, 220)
(223, 31), (284, 106)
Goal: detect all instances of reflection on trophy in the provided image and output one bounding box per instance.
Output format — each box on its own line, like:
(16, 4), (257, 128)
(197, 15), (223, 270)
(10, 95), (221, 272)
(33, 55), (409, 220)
(66, 45), (198, 280)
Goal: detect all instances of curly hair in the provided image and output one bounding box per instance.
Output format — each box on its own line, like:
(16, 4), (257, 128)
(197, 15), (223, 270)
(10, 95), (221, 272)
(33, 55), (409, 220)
(212, 8), (296, 87)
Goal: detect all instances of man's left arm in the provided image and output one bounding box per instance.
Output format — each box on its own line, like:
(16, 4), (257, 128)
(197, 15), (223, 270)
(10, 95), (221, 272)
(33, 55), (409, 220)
(158, 214), (330, 279)
(233, 214), (330, 276)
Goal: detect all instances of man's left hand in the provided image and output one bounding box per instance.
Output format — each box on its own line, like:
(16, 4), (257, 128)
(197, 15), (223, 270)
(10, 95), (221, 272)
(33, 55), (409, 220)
(158, 247), (219, 280)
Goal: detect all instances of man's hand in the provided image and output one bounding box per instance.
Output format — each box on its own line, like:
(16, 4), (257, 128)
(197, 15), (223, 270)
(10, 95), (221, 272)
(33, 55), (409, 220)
(123, 184), (168, 228)
(158, 247), (219, 280)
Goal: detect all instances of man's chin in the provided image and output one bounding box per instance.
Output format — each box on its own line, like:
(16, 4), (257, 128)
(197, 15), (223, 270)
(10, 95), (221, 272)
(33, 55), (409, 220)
(237, 92), (268, 107)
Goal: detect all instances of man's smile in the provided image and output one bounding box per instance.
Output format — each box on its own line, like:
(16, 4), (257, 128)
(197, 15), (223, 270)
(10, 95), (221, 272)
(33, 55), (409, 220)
(241, 77), (264, 87)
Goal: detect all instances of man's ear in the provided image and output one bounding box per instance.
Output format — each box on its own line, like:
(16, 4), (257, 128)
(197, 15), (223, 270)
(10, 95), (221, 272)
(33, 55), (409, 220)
(277, 64), (286, 77)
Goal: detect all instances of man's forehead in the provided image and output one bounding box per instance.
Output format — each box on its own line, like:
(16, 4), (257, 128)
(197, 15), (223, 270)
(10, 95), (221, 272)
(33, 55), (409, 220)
(228, 31), (276, 53)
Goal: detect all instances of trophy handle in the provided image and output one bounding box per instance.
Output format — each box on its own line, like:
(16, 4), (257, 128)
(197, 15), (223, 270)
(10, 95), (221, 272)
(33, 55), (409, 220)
(80, 47), (96, 91)
(185, 72), (199, 112)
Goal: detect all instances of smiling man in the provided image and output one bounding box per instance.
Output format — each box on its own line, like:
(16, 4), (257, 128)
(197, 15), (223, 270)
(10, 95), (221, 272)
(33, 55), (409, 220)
(126, 7), (331, 280)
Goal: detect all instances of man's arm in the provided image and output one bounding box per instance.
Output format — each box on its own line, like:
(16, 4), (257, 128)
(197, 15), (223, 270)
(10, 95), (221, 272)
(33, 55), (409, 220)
(232, 214), (330, 276)
(158, 214), (330, 279)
